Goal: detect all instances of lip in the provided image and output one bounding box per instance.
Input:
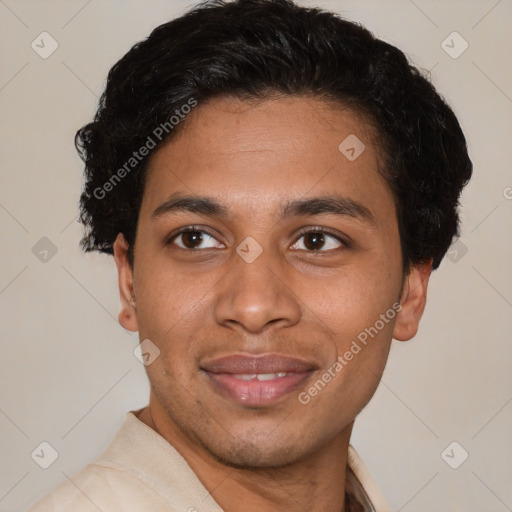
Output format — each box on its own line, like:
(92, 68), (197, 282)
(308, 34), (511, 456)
(201, 353), (317, 407)
(201, 353), (317, 374)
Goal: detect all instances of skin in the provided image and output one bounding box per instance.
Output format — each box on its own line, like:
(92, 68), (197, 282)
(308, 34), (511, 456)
(113, 95), (431, 512)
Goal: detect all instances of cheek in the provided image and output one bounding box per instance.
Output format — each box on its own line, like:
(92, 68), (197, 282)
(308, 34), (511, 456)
(304, 261), (401, 343)
(132, 259), (212, 346)
(304, 294), (397, 419)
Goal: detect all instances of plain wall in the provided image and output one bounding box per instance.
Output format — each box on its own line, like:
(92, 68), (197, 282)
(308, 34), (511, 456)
(0, 1), (511, 511)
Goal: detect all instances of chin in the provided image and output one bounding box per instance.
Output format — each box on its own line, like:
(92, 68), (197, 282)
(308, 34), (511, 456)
(192, 426), (318, 469)
(206, 440), (305, 469)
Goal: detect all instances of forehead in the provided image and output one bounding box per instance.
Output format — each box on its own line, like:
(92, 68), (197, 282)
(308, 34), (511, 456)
(141, 95), (394, 223)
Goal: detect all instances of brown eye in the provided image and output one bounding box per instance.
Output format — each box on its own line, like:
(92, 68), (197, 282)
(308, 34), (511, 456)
(303, 232), (325, 250)
(169, 228), (224, 250)
(181, 231), (204, 249)
(291, 230), (344, 252)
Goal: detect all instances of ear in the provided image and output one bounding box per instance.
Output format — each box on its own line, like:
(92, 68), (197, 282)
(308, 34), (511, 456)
(393, 261), (432, 342)
(113, 233), (139, 332)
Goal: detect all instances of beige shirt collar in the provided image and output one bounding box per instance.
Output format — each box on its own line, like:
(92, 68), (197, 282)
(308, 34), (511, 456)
(91, 410), (391, 512)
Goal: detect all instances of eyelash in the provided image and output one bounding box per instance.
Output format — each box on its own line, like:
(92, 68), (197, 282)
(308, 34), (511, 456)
(165, 225), (350, 251)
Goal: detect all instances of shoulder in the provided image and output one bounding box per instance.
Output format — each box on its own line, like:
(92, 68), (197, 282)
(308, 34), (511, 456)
(26, 463), (171, 512)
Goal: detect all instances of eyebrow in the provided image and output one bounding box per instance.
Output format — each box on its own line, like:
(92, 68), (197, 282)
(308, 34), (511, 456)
(152, 193), (229, 218)
(152, 193), (376, 226)
(280, 196), (376, 226)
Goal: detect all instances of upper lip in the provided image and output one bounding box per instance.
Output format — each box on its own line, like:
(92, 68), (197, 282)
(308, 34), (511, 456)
(200, 353), (317, 374)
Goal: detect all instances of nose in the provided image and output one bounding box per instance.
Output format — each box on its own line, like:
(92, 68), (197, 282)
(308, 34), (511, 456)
(213, 248), (301, 334)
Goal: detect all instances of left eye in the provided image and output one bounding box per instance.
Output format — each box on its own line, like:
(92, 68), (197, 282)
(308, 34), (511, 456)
(171, 229), (224, 250)
(291, 231), (343, 251)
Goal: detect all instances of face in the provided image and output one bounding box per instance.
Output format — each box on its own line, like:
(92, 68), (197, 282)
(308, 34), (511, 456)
(114, 95), (430, 468)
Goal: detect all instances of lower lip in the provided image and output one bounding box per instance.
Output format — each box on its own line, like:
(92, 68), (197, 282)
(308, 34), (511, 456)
(204, 371), (313, 407)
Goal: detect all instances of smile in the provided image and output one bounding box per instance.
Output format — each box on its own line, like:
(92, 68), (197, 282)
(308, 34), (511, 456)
(231, 372), (289, 381)
(201, 353), (317, 407)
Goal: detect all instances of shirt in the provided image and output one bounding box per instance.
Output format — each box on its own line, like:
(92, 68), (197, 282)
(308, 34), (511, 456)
(27, 409), (392, 512)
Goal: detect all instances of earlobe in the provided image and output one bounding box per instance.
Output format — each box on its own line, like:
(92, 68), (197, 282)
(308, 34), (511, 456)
(113, 233), (139, 332)
(392, 261), (432, 342)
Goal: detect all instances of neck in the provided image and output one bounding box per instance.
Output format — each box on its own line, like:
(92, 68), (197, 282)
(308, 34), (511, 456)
(137, 396), (353, 512)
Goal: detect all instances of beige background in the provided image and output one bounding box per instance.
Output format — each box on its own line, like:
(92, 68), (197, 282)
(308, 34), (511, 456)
(0, 0), (511, 510)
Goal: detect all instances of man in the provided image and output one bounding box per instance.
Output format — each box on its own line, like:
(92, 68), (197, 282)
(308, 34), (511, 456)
(28, 0), (472, 510)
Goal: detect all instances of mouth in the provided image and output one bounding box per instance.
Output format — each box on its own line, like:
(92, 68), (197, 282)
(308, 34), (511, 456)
(200, 353), (317, 407)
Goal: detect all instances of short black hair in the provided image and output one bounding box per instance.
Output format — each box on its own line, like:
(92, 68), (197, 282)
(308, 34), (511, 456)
(76, 0), (472, 272)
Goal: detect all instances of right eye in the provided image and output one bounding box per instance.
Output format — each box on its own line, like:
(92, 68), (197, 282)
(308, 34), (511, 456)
(167, 227), (225, 250)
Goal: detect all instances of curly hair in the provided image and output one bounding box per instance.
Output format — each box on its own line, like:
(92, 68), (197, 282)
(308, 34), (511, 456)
(76, 0), (472, 272)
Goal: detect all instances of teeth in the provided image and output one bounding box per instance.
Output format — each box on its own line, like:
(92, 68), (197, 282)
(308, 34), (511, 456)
(256, 373), (277, 381)
(256, 372), (289, 381)
(232, 373), (289, 381)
